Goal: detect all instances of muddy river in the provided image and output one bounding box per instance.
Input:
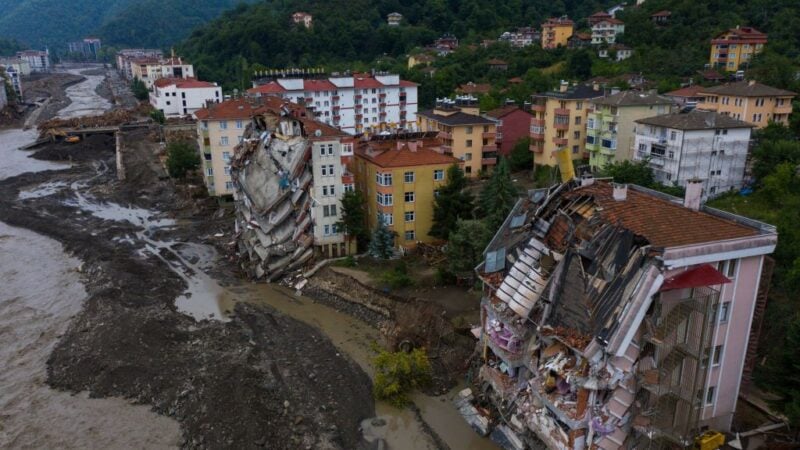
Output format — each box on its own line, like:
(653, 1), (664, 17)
(0, 68), (498, 449)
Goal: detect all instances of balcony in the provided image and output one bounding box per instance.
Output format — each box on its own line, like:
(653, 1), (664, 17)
(332, 95), (340, 101)
(481, 157), (498, 165)
(530, 131), (545, 140)
(355, 114), (363, 120)
(482, 132), (496, 139)
(379, 111), (387, 117)
(440, 145), (453, 154)
(437, 130), (452, 139)
(333, 105), (340, 111)
(355, 94), (362, 100)
(379, 102), (387, 108)
(341, 173), (354, 184)
(400, 101), (407, 107)
(531, 118), (545, 127)
(531, 104), (545, 113)
(305, 97), (313, 103)
(482, 144), (498, 152)
(529, 143), (544, 153)
(553, 120), (570, 131)
(553, 137), (568, 147)
(554, 108), (570, 115)
(379, 92), (387, 99)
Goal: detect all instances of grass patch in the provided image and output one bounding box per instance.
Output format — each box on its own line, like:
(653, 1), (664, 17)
(706, 191), (779, 224)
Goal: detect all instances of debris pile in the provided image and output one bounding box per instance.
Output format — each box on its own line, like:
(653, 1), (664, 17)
(38, 109), (136, 135)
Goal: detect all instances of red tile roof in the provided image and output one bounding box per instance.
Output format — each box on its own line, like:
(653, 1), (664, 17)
(300, 118), (349, 138)
(247, 81), (287, 94)
(399, 79), (419, 87)
(665, 85), (705, 98)
(651, 10), (671, 17)
(567, 182), (758, 248)
(456, 82), (492, 94)
(194, 98), (265, 120)
(356, 136), (458, 168)
(354, 75), (384, 88)
(303, 79), (336, 91)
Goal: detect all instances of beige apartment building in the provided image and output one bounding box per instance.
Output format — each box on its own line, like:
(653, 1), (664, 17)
(697, 80), (795, 128)
(194, 98), (262, 197)
(417, 97), (498, 177)
(530, 81), (605, 167)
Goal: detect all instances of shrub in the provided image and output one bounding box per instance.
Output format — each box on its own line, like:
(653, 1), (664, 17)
(150, 109), (166, 124)
(166, 140), (200, 179)
(379, 261), (413, 289)
(373, 348), (432, 407)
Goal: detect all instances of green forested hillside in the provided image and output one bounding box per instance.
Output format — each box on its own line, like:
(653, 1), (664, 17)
(0, 0), (257, 50)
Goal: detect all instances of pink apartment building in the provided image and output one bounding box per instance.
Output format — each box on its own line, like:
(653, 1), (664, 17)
(463, 178), (777, 449)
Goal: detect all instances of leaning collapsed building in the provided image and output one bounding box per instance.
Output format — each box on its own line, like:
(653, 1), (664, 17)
(465, 178), (777, 449)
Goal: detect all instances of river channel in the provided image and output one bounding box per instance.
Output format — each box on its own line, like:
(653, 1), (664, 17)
(0, 68), (497, 449)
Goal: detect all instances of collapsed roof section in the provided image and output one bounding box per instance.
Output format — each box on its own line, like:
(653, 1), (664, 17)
(469, 179), (771, 449)
(230, 104), (317, 281)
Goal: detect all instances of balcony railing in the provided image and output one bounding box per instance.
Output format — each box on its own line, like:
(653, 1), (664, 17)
(440, 145), (453, 153)
(529, 143), (544, 153)
(482, 144), (498, 152)
(481, 157), (498, 165)
(531, 104), (545, 113)
(553, 137), (568, 146)
(482, 132), (496, 139)
(437, 130), (452, 139)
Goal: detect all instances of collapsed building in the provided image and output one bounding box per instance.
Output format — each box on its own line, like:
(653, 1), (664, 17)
(465, 178), (777, 449)
(230, 100), (356, 281)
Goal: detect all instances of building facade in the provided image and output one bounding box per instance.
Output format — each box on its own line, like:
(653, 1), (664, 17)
(151, 78), (221, 117)
(485, 105), (534, 157)
(709, 26), (767, 72)
(292, 12), (313, 28)
(591, 18), (624, 45)
(541, 17), (574, 49)
(248, 73), (418, 135)
(16, 50), (49, 72)
(417, 97), (498, 177)
(115, 49), (163, 79)
(468, 179), (777, 449)
(194, 99), (264, 196)
(0, 58), (27, 99)
(665, 85), (705, 108)
(131, 56), (195, 89)
(697, 81), (795, 128)
(587, 90), (676, 170)
(387, 12), (403, 26)
(354, 133), (457, 249)
(530, 81), (606, 167)
(68, 38), (101, 60)
(634, 110), (752, 198)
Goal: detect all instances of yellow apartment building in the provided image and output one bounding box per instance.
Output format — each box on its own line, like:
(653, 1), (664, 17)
(354, 133), (458, 248)
(697, 81), (795, 128)
(194, 98), (265, 197)
(416, 97), (498, 178)
(530, 81), (605, 167)
(709, 26), (767, 72)
(541, 17), (574, 49)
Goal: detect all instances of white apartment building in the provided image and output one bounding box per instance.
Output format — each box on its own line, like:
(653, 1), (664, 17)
(591, 18), (625, 44)
(305, 120), (357, 257)
(16, 50), (49, 72)
(132, 56), (195, 89)
(247, 73), (418, 135)
(0, 58), (28, 98)
(151, 78), (221, 117)
(634, 110), (752, 199)
(116, 49), (163, 79)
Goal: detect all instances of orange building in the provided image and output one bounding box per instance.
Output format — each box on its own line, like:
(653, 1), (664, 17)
(709, 26), (767, 72)
(541, 17), (574, 49)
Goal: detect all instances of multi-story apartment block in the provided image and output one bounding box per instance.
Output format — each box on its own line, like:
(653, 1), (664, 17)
(696, 80), (795, 128)
(291, 12), (313, 28)
(354, 133), (457, 249)
(16, 50), (49, 72)
(131, 56), (195, 89)
(587, 90), (676, 170)
(115, 49), (163, 79)
(387, 12), (403, 26)
(247, 73), (418, 135)
(417, 97), (498, 177)
(634, 110), (752, 199)
(530, 81), (605, 167)
(0, 58), (28, 99)
(591, 18), (625, 45)
(469, 178), (777, 449)
(194, 98), (264, 197)
(151, 78), (221, 117)
(541, 17), (574, 49)
(0, 77), (7, 109)
(499, 27), (540, 48)
(709, 26), (766, 72)
(587, 11), (613, 26)
(68, 38), (102, 60)
(485, 105), (534, 157)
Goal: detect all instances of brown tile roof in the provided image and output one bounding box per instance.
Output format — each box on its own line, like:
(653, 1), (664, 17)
(486, 105), (531, 119)
(247, 81), (286, 94)
(300, 118), (349, 138)
(457, 82), (492, 94)
(418, 109), (495, 126)
(665, 85), (705, 98)
(194, 98), (265, 120)
(635, 110), (752, 130)
(567, 182), (758, 248)
(698, 81), (796, 98)
(651, 10), (671, 17)
(355, 135), (458, 168)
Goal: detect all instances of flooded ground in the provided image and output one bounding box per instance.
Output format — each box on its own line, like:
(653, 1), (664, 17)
(0, 68), (182, 449)
(56, 67), (112, 119)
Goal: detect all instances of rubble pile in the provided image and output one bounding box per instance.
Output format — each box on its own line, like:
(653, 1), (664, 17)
(38, 108), (136, 135)
(230, 106), (315, 282)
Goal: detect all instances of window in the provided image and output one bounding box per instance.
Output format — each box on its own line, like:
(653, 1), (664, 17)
(327, 144), (335, 156)
(376, 172), (393, 186)
(201, 120), (208, 130)
(466, 126), (473, 134)
(573, 131), (580, 139)
(576, 101), (583, 110)
(323, 204), (337, 217)
(466, 139), (473, 148)
(719, 302), (730, 323)
(321, 164), (335, 176)
(206, 168), (213, 176)
(755, 98), (764, 107)
(752, 113), (762, 122)
(377, 193), (393, 206)
(236, 120), (243, 129)
(711, 344), (724, 366)
(404, 211), (415, 222)
(726, 259), (737, 277)
(586, 135), (595, 144)
(706, 386), (715, 405)
(344, 184), (354, 193)
(322, 185), (336, 197)
(572, 145), (579, 154)
(587, 118), (595, 130)
(638, 143), (647, 152)
(341, 143), (353, 155)
(222, 151), (231, 161)
(404, 171), (415, 183)
(224, 166), (231, 175)
(574, 116), (581, 125)
(220, 136), (229, 146)
(434, 169), (444, 181)
(378, 212), (393, 226)
(220, 121), (228, 130)
(404, 230), (415, 241)
(225, 181), (233, 190)
(668, 150), (674, 159)
(670, 131), (677, 141)
(404, 192), (415, 203)
(464, 152), (472, 161)
(323, 224), (331, 236)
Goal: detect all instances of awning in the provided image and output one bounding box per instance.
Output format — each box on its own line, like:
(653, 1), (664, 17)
(659, 264), (731, 291)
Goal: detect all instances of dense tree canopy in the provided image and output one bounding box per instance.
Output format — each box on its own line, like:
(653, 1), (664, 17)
(430, 165), (474, 239)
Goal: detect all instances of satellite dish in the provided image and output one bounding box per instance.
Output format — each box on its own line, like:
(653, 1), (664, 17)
(314, 129), (322, 137)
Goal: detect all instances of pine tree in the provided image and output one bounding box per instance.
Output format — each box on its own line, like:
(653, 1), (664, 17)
(446, 219), (493, 275)
(480, 157), (518, 231)
(430, 164), (475, 239)
(368, 218), (396, 259)
(337, 190), (369, 251)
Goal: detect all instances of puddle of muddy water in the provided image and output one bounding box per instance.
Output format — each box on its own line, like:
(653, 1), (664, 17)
(18, 181), (69, 199)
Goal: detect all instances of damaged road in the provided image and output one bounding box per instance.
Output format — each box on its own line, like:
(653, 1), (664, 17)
(0, 127), (375, 449)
